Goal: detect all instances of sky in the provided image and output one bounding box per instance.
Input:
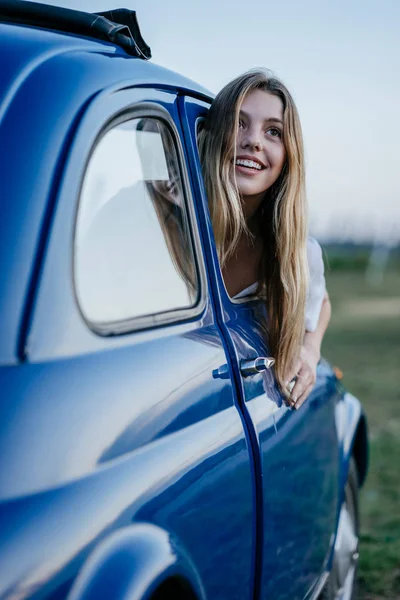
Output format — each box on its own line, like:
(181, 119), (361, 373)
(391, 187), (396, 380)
(27, 0), (400, 243)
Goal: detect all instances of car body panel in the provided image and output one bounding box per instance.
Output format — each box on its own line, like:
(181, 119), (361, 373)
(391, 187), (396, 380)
(0, 366), (253, 598)
(68, 524), (207, 600)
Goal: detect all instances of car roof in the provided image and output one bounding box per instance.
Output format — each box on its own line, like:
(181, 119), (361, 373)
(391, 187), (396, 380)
(0, 19), (212, 365)
(0, 20), (213, 103)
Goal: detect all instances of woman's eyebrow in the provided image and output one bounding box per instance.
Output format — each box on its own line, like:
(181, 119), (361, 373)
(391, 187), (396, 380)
(239, 110), (283, 125)
(265, 117), (283, 125)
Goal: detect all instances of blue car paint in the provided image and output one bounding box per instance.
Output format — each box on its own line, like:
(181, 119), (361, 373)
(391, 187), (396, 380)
(68, 524), (207, 600)
(0, 19), (368, 600)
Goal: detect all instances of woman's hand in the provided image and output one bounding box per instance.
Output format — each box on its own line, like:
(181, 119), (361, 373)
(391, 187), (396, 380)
(287, 339), (320, 409)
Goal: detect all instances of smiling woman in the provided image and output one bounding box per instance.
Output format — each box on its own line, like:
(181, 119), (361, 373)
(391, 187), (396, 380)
(198, 69), (331, 407)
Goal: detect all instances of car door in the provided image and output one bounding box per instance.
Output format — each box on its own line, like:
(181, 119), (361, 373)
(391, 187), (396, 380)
(223, 300), (341, 600)
(180, 94), (341, 600)
(0, 85), (256, 600)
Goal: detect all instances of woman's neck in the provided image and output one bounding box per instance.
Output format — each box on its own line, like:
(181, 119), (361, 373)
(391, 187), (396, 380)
(246, 206), (264, 238)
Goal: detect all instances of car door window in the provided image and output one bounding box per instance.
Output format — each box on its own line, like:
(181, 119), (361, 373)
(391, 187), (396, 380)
(74, 116), (199, 328)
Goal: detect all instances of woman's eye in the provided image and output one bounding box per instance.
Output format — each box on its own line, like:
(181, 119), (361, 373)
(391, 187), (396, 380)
(267, 127), (282, 138)
(238, 119), (245, 129)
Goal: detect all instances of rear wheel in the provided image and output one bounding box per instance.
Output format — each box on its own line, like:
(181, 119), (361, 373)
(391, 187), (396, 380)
(320, 458), (359, 600)
(150, 577), (198, 600)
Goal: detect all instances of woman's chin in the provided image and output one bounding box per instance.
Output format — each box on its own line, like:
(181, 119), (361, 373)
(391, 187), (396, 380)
(237, 182), (267, 200)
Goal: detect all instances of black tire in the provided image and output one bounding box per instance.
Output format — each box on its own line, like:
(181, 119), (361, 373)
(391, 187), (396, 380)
(320, 457), (359, 600)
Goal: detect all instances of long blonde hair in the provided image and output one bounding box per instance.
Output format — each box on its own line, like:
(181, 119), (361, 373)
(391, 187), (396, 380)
(198, 69), (308, 392)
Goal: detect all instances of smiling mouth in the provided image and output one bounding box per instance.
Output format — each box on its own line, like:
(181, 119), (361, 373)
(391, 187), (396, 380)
(235, 158), (265, 171)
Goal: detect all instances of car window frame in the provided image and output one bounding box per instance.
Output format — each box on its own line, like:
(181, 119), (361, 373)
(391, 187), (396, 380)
(73, 103), (207, 337)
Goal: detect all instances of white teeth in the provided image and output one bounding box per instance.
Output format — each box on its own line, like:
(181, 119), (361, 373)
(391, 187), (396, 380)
(236, 158), (262, 170)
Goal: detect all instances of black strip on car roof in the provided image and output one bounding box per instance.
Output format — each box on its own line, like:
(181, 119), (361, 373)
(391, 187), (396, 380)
(0, 1), (151, 59)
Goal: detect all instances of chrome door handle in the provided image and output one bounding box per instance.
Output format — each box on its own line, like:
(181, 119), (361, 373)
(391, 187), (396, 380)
(240, 357), (275, 377)
(212, 363), (230, 380)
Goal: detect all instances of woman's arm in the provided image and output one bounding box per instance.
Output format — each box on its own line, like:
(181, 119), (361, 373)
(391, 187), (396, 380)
(288, 291), (332, 409)
(304, 290), (332, 360)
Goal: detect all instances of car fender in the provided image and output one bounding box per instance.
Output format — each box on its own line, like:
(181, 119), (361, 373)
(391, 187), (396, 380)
(317, 389), (369, 581)
(68, 523), (206, 600)
(337, 390), (369, 487)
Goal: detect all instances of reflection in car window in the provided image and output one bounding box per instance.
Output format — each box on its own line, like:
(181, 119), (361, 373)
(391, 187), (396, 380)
(75, 117), (199, 326)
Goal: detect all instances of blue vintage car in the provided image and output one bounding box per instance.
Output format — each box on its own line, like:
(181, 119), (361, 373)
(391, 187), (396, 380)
(0, 3), (368, 599)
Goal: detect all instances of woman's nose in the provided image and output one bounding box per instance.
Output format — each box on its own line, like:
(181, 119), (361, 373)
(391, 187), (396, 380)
(241, 129), (262, 151)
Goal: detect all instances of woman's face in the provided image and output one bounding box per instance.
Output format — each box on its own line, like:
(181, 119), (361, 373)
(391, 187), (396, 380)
(234, 89), (286, 217)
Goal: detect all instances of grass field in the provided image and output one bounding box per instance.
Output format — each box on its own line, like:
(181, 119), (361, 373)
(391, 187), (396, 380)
(321, 259), (400, 599)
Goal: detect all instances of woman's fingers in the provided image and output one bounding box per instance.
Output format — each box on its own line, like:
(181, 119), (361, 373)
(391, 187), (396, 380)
(286, 342), (319, 409)
(289, 364), (315, 409)
(293, 384), (314, 409)
(290, 372), (309, 406)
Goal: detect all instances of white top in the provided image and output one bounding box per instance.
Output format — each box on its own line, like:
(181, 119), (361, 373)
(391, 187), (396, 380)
(232, 237), (326, 333)
(305, 237), (326, 331)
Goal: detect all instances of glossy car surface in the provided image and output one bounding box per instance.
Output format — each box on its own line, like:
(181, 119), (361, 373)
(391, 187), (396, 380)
(0, 6), (368, 600)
